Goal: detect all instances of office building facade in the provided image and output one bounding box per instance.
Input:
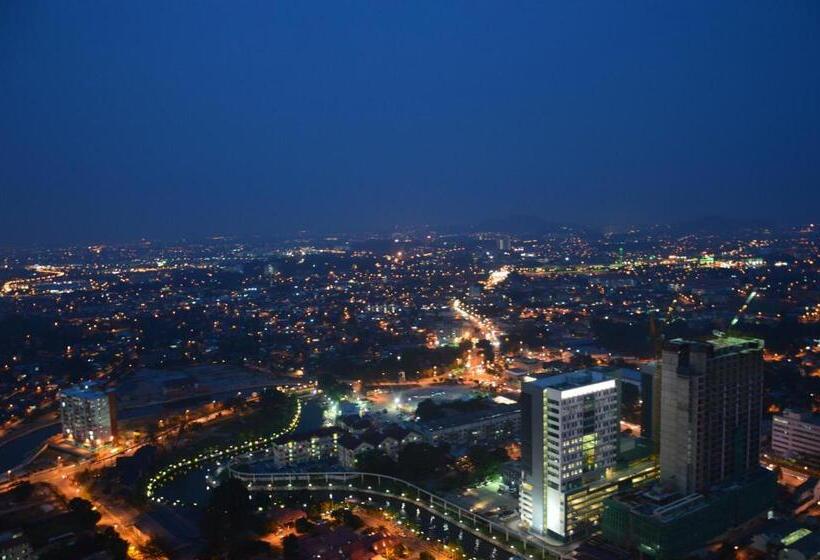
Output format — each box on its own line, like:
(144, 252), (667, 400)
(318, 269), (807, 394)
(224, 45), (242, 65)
(519, 370), (619, 540)
(603, 336), (773, 559)
(771, 409), (820, 463)
(659, 336), (764, 494)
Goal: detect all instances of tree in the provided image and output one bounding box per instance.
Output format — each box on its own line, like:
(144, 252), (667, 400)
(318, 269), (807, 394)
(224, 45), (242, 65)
(318, 372), (349, 400)
(419, 552), (435, 560)
(282, 534), (300, 560)
(332, 508), (364, 530)
(414, 399), (441, 421)
(39, 526), (128, 560)
(476, 339), (494, 364)
(200, 478), (257, 554)
(305, 501), (323, 521)
(294, 517), (313, 534)
(397, 443), (451, 481)
(9, 481), (34, 501)
(356, 449), (397, 476)
(141, 538), (174, 560)
(466, 446), (508, 484)
(224, 395), (247, 411)
(98, 526), (129, 560)
(68, 497), (101, 528)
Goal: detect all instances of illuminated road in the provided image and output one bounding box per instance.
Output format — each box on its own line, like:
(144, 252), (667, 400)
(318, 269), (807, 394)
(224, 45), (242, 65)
(43, 467), (154, 559)
(452, 299), (501, 348)
(485, 266), (511, 290)
(0, 397), (282, 558)
(1, 265), (67, 295)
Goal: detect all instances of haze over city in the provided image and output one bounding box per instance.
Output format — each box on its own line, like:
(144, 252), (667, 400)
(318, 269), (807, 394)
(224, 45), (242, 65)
(2, 1), (819, 246)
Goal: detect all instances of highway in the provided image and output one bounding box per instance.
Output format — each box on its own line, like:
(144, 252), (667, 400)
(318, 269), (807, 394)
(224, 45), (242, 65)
(453, 298), (501, 349)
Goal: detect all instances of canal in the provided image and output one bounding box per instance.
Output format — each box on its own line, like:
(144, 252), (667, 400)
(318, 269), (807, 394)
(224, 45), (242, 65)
(158, 397), (324, 506)
(0, 423), (61, 472)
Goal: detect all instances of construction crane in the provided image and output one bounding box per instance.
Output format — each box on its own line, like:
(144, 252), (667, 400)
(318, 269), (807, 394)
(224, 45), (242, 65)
(726, 274), (767, 333)
(650, 272), (765, 349)
(648, 291), (688, 355)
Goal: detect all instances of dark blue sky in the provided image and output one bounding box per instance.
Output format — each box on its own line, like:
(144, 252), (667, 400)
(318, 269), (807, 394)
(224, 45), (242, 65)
(2, 2), (818, 245)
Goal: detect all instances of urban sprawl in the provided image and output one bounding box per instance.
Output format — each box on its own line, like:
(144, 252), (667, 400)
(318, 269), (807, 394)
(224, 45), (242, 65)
(0, 224), (817, 560)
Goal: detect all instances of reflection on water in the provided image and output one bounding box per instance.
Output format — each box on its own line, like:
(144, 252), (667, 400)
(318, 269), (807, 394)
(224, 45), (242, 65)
(161, 398), (324, 505)
(159, 401), (530, 560)
(0, 424), (61, 472)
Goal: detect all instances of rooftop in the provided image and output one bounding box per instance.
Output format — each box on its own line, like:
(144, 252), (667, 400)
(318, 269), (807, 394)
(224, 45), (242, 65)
(611, 469), (775, 523)
(415, 401), (519, 431)
(525, 369), (614, 393)
(776, 409), (820, 426)
(665, 336), (764, 356)
(60, 382), (109, 400)
(273, 427), (343, 445)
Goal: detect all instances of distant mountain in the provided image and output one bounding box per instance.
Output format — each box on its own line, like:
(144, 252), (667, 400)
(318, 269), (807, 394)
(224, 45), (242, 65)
(457, 215), (597, 237)
(669, 216), (774, 235)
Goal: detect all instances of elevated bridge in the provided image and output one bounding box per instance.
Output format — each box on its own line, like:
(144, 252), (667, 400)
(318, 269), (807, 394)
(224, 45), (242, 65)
(227, 468), (571, 559)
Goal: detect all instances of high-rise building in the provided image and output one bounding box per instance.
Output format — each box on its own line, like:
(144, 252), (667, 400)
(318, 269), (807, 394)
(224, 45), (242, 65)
(519, 370), (620, 540)
(602, 336), (773, 559)
(59, 382), (117, 448)
(659, 336), (764, 493)
(636, 362), (657, 442)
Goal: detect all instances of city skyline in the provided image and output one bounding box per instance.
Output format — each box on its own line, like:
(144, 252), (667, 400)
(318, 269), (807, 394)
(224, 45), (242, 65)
(1, 3), (818, 559)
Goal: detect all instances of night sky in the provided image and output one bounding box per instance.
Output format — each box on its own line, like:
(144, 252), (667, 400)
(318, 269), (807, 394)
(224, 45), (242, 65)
(2, 2), (818, 245)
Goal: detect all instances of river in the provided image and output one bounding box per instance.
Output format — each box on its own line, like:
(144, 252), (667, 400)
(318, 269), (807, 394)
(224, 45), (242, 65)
(0, 423), (61, 472)
(154, 399), (538, 559)
(159, 398), (324, 506)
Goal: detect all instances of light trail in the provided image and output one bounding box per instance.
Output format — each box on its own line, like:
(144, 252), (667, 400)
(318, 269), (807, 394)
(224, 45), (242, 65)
(144, 398), (302, 506)
(452, 299), (501, 349)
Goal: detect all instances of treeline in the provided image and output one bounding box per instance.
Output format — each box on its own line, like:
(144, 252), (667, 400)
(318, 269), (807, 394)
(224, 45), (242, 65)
(316, 341), (471, 382)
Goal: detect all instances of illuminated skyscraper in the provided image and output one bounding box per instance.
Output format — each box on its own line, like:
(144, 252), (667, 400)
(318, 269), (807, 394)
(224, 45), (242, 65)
(519, 370), (619, 540)
(59, 382), (117, 449)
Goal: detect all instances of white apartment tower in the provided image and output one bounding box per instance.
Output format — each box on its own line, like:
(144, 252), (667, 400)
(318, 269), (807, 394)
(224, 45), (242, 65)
(59, 382), (117, 448)
(519, 370), (619, 540)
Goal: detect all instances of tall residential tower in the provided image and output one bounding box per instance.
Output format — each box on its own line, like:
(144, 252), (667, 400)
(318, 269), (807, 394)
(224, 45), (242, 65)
(59, 382), (117, 449)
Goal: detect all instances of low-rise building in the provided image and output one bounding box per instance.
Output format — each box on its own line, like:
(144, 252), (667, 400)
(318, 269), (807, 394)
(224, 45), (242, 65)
(339, 435), (374, 469)
(772, 410), (820, 467)
(0, 531), (34, 560)
(749, 520), (820, 560)
(270, 427), (343, 468)
(414, 402), (520, 448)
(601, 469), (776, 560)
(339, 426), (422, 468)
(337, 414), (374, 435)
